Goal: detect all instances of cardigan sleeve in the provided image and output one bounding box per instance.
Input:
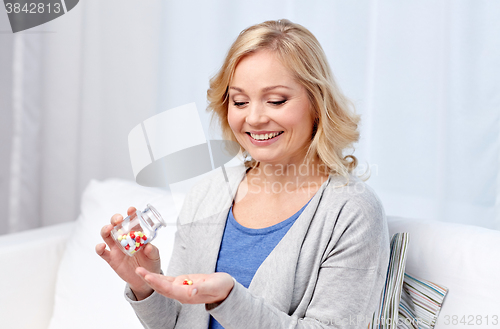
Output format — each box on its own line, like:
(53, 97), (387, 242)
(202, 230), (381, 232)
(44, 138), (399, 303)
(124, 286), (181, 329)
(206, 195), (390, 329)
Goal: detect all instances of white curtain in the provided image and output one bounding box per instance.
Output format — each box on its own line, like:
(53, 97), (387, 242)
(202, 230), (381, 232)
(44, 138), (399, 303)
(1, 0), (499, 235)
(0, 0), (162, 233)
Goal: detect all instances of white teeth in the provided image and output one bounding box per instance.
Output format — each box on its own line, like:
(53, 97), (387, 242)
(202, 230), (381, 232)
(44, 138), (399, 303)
(250, 132), (282, 140)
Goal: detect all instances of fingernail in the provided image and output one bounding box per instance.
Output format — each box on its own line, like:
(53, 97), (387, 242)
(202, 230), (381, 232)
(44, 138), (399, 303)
(191, 289), (197, 297)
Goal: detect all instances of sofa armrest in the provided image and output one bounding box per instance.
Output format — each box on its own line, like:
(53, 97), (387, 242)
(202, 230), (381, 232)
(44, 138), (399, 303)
(0, 222), (75, 329)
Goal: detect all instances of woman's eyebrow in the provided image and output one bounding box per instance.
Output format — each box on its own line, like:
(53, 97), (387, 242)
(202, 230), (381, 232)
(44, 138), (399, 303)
(229, 85), (292, 93)
(262, 85), (292, 92)
(229, 86), (243, 92)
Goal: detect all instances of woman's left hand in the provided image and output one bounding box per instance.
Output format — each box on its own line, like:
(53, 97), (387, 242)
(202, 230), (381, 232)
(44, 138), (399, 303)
(135, 267), (234, 305)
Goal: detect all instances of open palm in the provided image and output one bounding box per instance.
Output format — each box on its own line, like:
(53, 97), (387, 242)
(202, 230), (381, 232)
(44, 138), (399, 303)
(135, 269), (235, 305)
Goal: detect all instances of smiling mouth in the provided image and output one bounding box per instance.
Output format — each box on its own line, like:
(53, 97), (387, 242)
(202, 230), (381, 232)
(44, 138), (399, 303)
(247, 131), (284, 141)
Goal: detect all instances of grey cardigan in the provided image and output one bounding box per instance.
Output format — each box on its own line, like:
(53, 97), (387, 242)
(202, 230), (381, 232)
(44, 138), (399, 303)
(125, 165), (390, 329)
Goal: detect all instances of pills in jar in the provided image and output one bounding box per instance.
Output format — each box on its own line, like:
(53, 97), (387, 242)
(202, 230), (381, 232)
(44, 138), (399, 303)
(117, 231), (148, 255)
(110, 204), (165, 257)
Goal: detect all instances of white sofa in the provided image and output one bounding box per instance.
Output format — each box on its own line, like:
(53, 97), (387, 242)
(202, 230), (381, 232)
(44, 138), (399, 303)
(1, 178), (499, 329)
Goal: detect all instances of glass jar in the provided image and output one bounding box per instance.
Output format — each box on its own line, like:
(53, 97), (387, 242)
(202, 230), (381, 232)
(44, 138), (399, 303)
(110, 204), (165, 256)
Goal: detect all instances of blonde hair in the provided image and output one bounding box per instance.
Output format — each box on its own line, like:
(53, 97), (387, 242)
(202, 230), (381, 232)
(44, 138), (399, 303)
(207, 19), (363, 180)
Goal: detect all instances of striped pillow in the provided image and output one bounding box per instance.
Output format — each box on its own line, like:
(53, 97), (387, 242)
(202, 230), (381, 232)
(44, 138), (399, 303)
(369, 233), (448, 329)
(369, 233), (409, 328)
(398, 274), (448, 329)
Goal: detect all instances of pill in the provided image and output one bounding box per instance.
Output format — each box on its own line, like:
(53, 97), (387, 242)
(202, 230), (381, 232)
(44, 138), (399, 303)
(113, 230), (151, 255)
(126, 236), (135, 246)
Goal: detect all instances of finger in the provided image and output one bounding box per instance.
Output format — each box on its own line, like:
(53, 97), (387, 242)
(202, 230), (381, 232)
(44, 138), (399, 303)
(127, 207), (137, 216)
(135, 266), (149, 277)
(142, 243), (161, 262)
(136, 267), (174, 282)
(136, 268), (177, 296)
(110, 213), (123, 226)
(100, 224), (116, 247)
(95, 243), (112, 263)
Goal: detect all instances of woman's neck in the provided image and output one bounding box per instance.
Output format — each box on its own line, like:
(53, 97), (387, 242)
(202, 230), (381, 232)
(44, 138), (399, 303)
(246, 158), (329, 193)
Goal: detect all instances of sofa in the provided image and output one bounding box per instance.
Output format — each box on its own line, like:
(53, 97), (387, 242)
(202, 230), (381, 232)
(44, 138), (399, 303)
(1, 178), (499, 329)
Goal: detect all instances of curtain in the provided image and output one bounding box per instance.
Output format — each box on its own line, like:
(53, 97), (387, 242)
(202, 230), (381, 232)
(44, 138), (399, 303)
(1, 0), (499, 234)
(0, 0), (163, 233)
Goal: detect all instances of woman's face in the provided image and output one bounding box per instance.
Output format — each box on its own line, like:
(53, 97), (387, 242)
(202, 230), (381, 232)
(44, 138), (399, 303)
(227, 50), (314, 167)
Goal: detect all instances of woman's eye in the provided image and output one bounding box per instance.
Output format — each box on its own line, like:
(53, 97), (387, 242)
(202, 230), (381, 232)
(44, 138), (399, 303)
(269, 100), (287, 106)
(233, 101), (247, 107)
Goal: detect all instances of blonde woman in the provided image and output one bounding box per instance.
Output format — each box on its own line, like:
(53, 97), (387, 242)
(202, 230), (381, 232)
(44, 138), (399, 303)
(97, 19), (389, 329)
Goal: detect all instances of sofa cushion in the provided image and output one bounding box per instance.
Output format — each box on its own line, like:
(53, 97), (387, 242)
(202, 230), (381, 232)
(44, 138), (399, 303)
(387, 216), (500, 329)
(48, 179), (180, 329)
(0, 222), (73, 329)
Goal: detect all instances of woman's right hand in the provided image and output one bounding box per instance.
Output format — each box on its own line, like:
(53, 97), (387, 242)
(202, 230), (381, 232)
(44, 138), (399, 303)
(96, 207), (162, 300)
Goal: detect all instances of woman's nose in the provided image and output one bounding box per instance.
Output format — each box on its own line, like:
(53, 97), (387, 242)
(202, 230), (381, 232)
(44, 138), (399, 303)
(245, 102), (269, 126)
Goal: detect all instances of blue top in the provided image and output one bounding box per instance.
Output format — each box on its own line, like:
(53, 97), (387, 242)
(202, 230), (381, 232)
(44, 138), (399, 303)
(209, 200), (311, 329)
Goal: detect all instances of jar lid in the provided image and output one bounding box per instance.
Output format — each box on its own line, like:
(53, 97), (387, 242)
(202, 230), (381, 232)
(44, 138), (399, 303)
(142, 204), (166, 230)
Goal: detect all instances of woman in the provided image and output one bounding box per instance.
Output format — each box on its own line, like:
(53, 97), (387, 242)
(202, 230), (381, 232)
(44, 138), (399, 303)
(97, 19), (389, 328)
